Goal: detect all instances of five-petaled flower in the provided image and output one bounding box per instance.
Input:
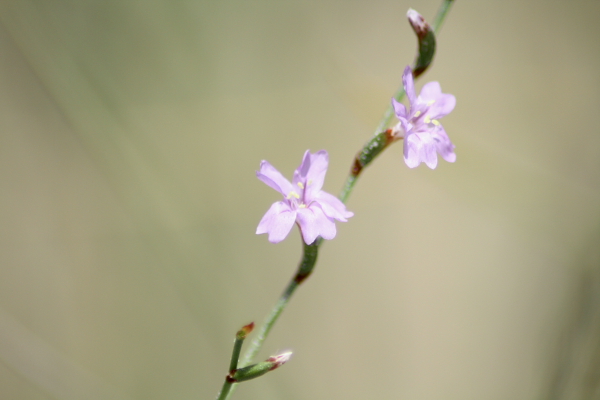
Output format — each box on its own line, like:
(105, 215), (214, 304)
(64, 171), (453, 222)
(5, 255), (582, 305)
(392, 66), (456, 169)
(256, 150), (353, 244)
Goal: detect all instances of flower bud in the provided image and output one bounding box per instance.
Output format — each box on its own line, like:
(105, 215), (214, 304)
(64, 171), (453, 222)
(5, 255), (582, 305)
(229, 352), (292, 383)
(236, 322), (254, 340)
(407, 8), (436, 78)
(407, 9), (429, 39)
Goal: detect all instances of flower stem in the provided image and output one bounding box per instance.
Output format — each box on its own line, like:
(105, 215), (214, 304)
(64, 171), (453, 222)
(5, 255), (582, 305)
(223, 241), (319, 400)
(339, 175), (358, 204)
(216, 323), (255, 400)
(240, 280), (298, 368)
(216, 380), (234, 400)
(240, 241), (318, 366)
(431, 0), (455, 34)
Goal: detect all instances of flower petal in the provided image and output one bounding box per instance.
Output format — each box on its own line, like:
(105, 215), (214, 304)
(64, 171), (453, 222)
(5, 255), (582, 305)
(419, 82), (456, 118)
(293, 150), (328, 196)
(404, 131), (438, 169)
(256, 201), (296, 243)
(419, 81), (442, 102)
(296, 206), (336, 244)
(315, 191), (354, 221)
(433, 126), (456, 163)
(256, 160), (293, 196)
(423, 139), (438, 169)
(303, 150), (328, 200)
(430, 94), (456, 119)
(403, 133), (421, 168)
(402, 66), (417, 107)
(294, 150), (312, 179)
(392, 98), (408, 119)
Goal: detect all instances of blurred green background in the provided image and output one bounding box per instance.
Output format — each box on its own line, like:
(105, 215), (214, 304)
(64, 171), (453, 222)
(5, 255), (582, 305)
(1, 1), (600, 399)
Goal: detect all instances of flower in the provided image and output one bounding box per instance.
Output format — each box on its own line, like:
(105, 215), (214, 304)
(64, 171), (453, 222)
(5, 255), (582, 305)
(392, 66), (456, 169)
(256, 150), (353, 244)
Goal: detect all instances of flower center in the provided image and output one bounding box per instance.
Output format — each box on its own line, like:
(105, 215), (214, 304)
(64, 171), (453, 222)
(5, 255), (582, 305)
(285, 180), (313, 209)
(412, 105), (440, 128)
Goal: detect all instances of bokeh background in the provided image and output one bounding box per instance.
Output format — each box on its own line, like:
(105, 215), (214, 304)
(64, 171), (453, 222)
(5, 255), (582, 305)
(1, 1), (600, 399)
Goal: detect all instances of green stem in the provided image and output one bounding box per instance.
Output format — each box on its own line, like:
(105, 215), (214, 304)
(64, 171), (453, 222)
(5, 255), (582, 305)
(223, 241), (319, 400)
(240, 279), (298, 368)
(229, 340), (243, 374)
(431, 0), (454, 34)
(216, 322), (254, 400)
(240, 241), (318, 366)
(339, 175), (358, 204)
(216, 380), (234, 400)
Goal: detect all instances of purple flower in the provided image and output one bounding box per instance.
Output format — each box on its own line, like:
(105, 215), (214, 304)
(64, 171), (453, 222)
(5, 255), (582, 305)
(392, 66), (456, 169)
(256, 150), (353, 244)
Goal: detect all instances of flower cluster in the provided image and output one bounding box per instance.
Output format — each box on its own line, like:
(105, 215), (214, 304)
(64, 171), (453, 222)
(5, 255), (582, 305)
(255, 70), (456, 243)
(256, 150), (353, 244)
(392, 66), (456, 169)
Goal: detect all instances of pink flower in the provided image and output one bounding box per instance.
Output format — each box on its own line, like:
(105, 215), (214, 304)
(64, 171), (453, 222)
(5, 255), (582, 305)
(256, 150), (353, 244)
(392, 66), (456, 169)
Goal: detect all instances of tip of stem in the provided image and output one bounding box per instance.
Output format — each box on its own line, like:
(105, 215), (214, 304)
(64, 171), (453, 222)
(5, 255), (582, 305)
(407, 8), (429, 38)
(267, 351), (293, 370)
(237, 322), (255, 340)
